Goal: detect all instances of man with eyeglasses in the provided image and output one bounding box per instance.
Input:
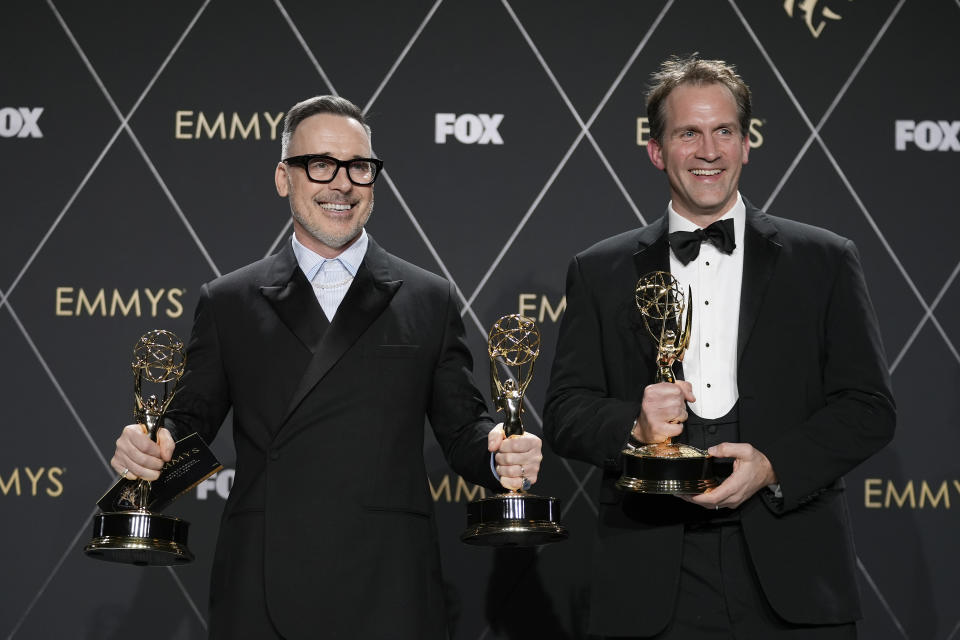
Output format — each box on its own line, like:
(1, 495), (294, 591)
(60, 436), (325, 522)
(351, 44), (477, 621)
(109, 95), (543, 639)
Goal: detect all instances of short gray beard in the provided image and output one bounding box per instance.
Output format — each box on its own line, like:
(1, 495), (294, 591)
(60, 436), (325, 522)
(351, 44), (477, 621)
(291, 197), (374, 250)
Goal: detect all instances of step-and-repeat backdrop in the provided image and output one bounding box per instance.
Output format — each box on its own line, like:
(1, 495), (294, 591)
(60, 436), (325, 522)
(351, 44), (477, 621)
(2, 1), (957, 638)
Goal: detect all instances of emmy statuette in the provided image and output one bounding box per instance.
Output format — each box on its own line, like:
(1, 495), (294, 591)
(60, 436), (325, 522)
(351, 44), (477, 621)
(85, 330), (219, 566)
(461, 315), (568, 547)
(616, 272), (719, 494)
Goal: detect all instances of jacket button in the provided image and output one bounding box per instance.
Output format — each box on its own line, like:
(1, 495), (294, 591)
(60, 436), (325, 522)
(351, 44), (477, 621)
(269, 450), (280, 460)
(707, 425), (717, 434)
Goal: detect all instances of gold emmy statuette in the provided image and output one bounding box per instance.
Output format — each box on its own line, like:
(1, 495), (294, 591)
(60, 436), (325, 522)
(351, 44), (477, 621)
(616, 272), (719, 494)
(461, 314), (568, 547)
(85, 330), (210, 566)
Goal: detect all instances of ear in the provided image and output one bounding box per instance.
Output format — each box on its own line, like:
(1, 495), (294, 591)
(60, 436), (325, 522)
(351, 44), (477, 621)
(275, 162), (289, 197)
(647, 137), (666, 171)
(740, 133), (750, 166)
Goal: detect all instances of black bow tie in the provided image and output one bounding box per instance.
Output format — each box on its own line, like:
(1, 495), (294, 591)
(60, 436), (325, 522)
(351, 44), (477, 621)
(668, 218), (736, 265)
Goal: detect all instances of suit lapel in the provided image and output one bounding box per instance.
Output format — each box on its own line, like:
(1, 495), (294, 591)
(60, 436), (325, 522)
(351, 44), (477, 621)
(278, 237), (402, 430)
(737, 203), (781, 365)
(631, 216), (670, 278)
(629, 206), (781, 376)
(259, 244), (330, 354)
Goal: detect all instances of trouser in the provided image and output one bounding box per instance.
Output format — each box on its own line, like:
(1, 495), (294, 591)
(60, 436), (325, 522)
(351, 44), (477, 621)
(598, 523), (857, 639)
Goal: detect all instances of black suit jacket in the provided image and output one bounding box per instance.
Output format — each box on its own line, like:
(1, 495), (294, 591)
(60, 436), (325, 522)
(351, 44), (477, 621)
(543, 202), (895, 637)
(165, 236), (497, 639)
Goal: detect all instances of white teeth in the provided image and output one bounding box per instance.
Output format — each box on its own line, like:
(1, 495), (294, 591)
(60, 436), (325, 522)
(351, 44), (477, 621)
(691, 169), (721, 176)
(320, 203), (352, 211)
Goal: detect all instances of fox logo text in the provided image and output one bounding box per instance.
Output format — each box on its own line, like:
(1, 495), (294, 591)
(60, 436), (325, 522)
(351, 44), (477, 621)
(435, 113), (504, 144)
(895, 120), (960, 151)
(0, 107), (43, 138)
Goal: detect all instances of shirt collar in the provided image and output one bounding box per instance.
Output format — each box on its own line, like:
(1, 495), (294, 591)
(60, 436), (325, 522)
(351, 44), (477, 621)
(291, 228), (368, 282)
(667, 192), (746, 242)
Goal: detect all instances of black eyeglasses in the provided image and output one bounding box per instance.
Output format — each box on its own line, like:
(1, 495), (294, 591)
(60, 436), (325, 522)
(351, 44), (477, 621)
(283, 154), (384, 186)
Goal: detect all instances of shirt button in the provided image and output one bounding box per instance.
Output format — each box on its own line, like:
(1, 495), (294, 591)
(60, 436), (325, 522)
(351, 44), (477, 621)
(705, 261), (710, 266)
(705, 342), (710, 348)
(704, 300), (710, 305)
(706, 383), (712, 388)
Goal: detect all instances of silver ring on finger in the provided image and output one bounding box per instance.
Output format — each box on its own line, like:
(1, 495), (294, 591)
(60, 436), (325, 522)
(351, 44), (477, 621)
(520, 466), (525, 477)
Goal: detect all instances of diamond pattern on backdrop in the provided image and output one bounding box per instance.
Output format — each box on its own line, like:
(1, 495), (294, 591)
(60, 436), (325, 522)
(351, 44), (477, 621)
(1, 0), (957, 638)
(0, 6), (123, 288)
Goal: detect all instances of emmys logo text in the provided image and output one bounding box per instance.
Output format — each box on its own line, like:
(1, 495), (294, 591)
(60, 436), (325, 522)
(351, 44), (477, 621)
(637, 117), (765, 149)
(0, 467), (64, 497)
(894, 120), (960, 151)
(864, 478), (960, 509)
(429, 474), (487, 503)
(435, 113), (504, 144)
(518, 293), (566, 324)
(175, 110), (285, 140)
(55, 287), (185, 318)
(0, 107), (44, 138)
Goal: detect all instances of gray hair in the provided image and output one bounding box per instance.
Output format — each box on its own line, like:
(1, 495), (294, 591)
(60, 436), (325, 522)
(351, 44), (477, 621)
(280, 95), (372, 158)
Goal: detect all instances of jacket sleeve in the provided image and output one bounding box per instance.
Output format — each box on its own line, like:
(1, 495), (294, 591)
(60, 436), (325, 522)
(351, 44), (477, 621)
(427, 284), (500, 492)
(543, 256), (642, 469)
(163, 283), (231, 446)
(761, 239), (896, 511)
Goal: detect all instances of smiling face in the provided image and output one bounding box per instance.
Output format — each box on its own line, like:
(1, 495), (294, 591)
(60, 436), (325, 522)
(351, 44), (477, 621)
(275, 113), (374, 258)
(647, 82), (750, 226)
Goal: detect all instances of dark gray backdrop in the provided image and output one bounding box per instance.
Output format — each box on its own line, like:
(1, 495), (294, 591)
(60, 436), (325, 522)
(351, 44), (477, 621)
(2, 1), (958, 638)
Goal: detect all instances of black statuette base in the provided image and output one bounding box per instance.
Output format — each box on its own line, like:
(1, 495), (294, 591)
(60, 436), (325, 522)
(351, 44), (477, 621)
(617, 448), (719, 495)
(84, 511), (193, 566)
(461, 493), (568, 547)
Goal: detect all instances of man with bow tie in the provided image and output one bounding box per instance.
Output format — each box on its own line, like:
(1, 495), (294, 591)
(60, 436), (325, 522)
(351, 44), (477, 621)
(544, 55), (895, 639)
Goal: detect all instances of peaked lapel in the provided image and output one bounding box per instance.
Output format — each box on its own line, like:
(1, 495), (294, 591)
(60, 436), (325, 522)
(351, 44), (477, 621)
(737, 202), (781, 365)
(259, 243), (330, 354)
(631, 215), (670, 278)
(277, 237), (402, 437)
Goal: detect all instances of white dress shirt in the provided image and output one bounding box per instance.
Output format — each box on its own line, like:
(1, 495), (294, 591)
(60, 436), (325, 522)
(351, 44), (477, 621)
(291, 229), (368, 321)
(667, 193), (746, 420)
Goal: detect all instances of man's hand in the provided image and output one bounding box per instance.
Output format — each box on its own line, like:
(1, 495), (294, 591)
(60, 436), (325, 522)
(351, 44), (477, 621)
(488, 424), (543, 491)
(632, 381), (696, 444)
(686, 442), (777, 510)
(110, 424), (176, 481)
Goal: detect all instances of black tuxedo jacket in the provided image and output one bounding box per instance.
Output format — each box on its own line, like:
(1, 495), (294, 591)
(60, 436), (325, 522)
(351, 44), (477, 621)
(165, 237), (497, 639)
(543, 203), (895, 637)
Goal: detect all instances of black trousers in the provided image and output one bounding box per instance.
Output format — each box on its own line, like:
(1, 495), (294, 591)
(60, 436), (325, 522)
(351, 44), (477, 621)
(598, 523), (857, 639)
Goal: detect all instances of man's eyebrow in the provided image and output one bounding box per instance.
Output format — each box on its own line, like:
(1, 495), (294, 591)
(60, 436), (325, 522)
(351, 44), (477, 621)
(304, 152), (370, 159)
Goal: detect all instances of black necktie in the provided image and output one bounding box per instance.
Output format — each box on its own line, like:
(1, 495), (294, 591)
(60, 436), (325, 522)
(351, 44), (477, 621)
(668, 218), (736, 265)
